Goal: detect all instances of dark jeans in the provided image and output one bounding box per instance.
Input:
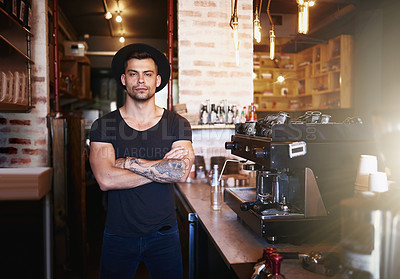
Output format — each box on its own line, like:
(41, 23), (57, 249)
(100, 223), (183, 279)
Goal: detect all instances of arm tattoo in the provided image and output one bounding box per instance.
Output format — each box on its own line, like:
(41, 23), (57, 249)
(127, 157), (190, 183)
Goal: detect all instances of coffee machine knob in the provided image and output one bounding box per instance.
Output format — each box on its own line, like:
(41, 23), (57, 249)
(225, 141), (236, 150)
(253, 147), (268, 158)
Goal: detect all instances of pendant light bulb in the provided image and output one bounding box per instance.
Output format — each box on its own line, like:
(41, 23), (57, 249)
(253, 13), (262, 43)
(230, 0), (240, 66)
(298, 4), (309, 34)
(119, 36), (125, 43)
(297, 0), (315, 34)
(269, 29), (275, 60)
(233, 24), (239, 66)
(105, 11), (112, 20)
(116, 14), (122, 23)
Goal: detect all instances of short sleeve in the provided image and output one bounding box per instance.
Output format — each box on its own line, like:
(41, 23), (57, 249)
(89, 113), (118, 143)
(171, 111), (192, 142)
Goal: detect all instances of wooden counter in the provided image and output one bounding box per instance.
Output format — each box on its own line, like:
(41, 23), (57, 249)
(0, 167), (52, 200)
(175, 182), (341, 279)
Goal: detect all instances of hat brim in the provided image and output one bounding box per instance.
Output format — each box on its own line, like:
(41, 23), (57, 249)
(111, 43), (171, 93)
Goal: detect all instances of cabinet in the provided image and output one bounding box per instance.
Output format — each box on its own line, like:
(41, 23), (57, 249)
(253, 35), (353, 112)
(60, 55), (91, 101)
(253, 52), (297, 111)
(0, 6), (33, 111)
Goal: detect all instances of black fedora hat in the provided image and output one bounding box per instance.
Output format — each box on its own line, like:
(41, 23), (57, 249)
(111, 43), (170, 92)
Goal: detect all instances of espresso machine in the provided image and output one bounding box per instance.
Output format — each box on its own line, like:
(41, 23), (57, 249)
(224, 113), (376, 243)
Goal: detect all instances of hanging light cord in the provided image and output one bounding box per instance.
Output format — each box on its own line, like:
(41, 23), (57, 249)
(258, 0), (263, 16)
(267, 0), (274, 31)
(255, 0), (260, 16)
(230, 0), (238, 29)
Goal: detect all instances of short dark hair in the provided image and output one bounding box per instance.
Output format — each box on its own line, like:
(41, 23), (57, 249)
(124, 51), (158, 73)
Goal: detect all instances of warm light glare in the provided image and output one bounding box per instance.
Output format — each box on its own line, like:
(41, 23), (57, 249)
(233, 23), (239, 66)
(277, 75), (285, 83)
(269, 29), (275, 60)
(297, 0), (314, 34)
(119, 36), (125, 43)
(253, 14), (262, 43)
(298, 4), (309, 34)
(116, 14), (122, 23)
(105, 12), (112, 20)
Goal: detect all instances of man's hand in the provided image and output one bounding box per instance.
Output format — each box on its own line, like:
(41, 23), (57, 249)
(115, 157), (126, 169)
(163, 146), (189, 160)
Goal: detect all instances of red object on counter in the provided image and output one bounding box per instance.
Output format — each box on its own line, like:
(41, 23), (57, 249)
(263, 247), (277, 273)
(267, 253), (285, 279)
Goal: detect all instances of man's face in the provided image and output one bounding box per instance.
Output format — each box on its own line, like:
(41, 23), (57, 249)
(121, 58), (161, 101)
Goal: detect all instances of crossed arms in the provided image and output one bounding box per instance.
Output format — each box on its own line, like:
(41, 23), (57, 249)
(89, 140), (194, 191)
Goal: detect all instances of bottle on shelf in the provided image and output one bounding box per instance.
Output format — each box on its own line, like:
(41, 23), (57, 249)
(206, 99), (211, 123)
(210, 104), (217, 124)
(227, 106), (234, 124)
(242, 106), (248, 121)
(234, 106), (241, 124)
(215, 106), (221, 123)
(217, 105), (225, 124)
(200, 104), (209, 124)
(249, 102), (257, 122)
(223, 99), (229, 123)
(240, 109), (247, 123)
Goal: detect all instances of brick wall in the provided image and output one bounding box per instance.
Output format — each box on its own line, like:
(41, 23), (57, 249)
(178, 0), (254, 114)
(0, 0), (49, 168)
(178, 0), (254, 170)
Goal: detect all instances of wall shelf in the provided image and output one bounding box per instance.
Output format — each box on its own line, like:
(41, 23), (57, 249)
(0, 6), (33, 112)
(253, 35), (353, 112)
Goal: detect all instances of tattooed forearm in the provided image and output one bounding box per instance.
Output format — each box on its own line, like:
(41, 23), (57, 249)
(125, 157), (191, 183)
(153, 158), (190, 178)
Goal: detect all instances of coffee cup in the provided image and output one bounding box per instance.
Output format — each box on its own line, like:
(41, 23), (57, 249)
(355, 155), (378, 188)
(368, 171), (388, 193)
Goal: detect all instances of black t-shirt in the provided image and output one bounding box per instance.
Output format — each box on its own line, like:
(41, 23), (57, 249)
(90, 108), (192, 237)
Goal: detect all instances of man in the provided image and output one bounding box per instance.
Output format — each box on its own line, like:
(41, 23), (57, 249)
(89, 43), (194, 279)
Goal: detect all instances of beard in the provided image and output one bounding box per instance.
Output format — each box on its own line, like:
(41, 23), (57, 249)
(126, 85), (155, 102)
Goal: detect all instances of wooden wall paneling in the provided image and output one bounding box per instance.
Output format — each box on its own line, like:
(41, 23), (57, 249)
(67, 116), (88, 277)
(49, 117), (68, 273)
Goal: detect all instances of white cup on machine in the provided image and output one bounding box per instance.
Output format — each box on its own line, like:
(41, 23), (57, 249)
(368, 172), (388, 193)
(354, 155), (378, 190)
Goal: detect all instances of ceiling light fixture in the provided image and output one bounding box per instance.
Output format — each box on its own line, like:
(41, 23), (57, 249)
(105, 12), (112, 20)
(115, 0), (122, 23)
(103, 0), (112, 20)
(253, 0), (262, 43)
(116, 13), (122, 23)
(229, 0), (239, 66)
(119, 24), (125, 43)
(297, 0), (315, 34)
(266, 0), (275, 60)
(269, 29), (275, 60)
